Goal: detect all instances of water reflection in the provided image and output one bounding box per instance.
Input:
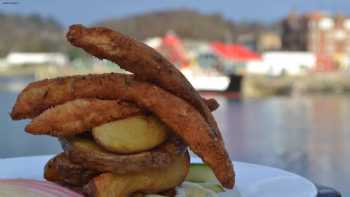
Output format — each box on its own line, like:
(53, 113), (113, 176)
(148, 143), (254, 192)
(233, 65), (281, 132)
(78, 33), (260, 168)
(214, 96), (350, 196)
(0, 91), (61, 158)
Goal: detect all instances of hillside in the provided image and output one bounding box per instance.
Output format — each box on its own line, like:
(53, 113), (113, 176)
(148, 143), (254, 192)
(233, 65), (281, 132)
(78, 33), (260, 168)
(97, 9), (237, 41)
(0, 10), (276, 58)
(0, 13), (67, 57)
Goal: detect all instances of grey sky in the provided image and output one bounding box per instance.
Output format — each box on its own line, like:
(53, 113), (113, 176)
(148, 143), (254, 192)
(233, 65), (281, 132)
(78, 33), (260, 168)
(0, 0), (349, 27)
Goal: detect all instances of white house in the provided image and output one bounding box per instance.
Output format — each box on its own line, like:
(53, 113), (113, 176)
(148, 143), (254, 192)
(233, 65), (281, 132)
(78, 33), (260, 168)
(247, 52), (316, 76)
(5, 52), (68, 67)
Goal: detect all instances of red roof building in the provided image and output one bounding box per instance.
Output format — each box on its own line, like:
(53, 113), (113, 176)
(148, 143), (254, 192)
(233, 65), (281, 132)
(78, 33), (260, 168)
(159, 32), (190, 68)
(210, 42), (261, 62)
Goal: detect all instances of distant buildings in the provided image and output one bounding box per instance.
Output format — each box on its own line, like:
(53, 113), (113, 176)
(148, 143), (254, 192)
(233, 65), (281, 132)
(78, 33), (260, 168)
(143, 13), (350, 79)
(145, 32), (317, 77)
(210, 41), (261, 74)
(4, 52), (68, 67)
(257, 32), (282, 52)
(282, 12), (350, 71)
(306, 12), (350, 55)
(281, 12), (308, 51)
(247, 52), (316, 76)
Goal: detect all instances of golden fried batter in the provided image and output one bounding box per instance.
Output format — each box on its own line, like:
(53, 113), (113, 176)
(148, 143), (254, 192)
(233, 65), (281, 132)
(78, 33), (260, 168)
(26, 99), (141, 137)
(60, 136), (187, 174)
(11, 73), (234, 188)
(204, 98), (219, 111)
(44, 153), (99, 186)
(66, 25), (222, 141)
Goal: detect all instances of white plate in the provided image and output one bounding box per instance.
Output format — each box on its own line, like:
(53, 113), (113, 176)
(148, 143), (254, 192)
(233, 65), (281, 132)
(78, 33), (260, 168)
(0, 155), (317, 197)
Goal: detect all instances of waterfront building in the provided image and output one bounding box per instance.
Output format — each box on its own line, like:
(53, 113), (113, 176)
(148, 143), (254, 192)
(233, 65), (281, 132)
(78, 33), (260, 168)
(282, 11), (350, 71)
(5, 52), (68, 67)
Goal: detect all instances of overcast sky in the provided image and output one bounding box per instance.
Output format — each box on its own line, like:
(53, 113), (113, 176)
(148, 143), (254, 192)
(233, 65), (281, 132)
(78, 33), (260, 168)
(0, 0), (349, 27)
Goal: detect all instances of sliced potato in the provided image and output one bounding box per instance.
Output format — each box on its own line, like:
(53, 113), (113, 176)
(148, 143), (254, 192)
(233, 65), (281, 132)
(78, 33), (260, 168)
(60, 136), (186, 174)
(84, 151), (190, 197)
(92, 115), (168, 154)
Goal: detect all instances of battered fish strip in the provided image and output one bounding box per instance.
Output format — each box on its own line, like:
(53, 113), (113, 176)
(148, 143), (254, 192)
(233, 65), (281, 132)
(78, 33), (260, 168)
(66, 25), (222, 141)
(10, 73), (234, 188)
(11, 79), (217, 120)
(204, 98), (219, 111)
(44, 154), (177, 196)
(44, 153), (99, 186)
(26, 98), (141, 136)
(60, 136), (187, 175)
(26, 98), (216, 137)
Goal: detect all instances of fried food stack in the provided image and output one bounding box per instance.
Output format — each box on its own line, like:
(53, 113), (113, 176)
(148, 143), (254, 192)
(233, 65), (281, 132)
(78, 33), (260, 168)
(10, 25), (234, 197)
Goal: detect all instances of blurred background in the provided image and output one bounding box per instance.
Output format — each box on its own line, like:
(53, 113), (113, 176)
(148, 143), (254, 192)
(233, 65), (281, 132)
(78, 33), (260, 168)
(0, 0), (349, 195)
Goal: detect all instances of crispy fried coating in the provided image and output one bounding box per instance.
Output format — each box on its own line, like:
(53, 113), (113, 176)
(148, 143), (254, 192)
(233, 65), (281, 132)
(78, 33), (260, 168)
(44, 153), (99, 186)
(204, 98), (219, 111)
(26, 99), (141, 136)
(83, 152), (189, 197)
(11, 75), (216, 120)
(10, 73), (234, 188)
(44, 154), (177, 196)
(26, 98), (216, 137)
(66, 24), (222, 141)
(60, 136), (187, 174)
(45, 153), (177, 196)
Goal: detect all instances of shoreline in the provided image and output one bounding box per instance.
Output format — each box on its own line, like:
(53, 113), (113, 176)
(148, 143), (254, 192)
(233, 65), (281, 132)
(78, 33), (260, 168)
(242, 72), (350, 98)
(1, 66), (350, 98)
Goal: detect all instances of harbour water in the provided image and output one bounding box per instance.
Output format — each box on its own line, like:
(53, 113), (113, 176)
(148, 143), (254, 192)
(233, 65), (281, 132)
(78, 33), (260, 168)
(214, 95), (350, 196)
(0, 88), (349, 195)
